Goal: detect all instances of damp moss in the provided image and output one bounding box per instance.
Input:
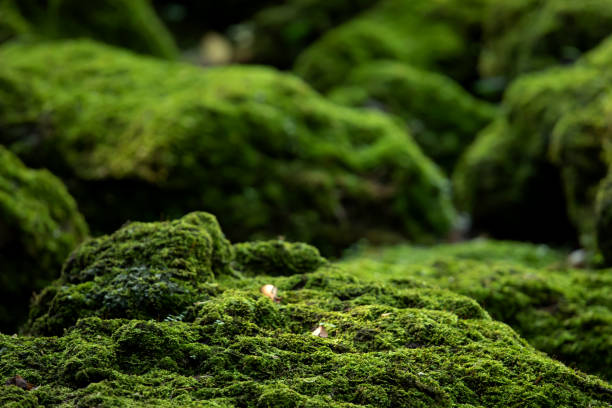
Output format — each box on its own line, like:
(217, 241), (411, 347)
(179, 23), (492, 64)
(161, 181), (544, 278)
(454, 36), (612, 249)
(328, 61), (497, 171)
(341, 239), (612, 380)
(479, 0), (612, 85)
(2, 0), (177, 58)
(293, 0), (492, 92)
(232, 240), (327, 276)
(0, 146), (88, 334)
(0, 39), (454, 254)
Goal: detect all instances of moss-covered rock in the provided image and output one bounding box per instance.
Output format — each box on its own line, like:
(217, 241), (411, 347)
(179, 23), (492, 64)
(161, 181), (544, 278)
(1, 0), (177, 58)
(454, 36), (612, 248)
(293, 0), (492, 93)
(480, 0), (612, 86)
(342, 239), (612, 380)
(241, 0), (379, 68)
(329, 61), (497, 171)
(0, 146), (88, 334)
(0, 39), (454, 253)
(26, 212), (233, 336)
(233, 240), (327, 276)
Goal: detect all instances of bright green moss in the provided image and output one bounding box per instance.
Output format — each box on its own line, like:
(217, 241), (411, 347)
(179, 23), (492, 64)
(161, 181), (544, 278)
(341, 239), (612, 380)
(293, 0), (492, 92)
(233, 240), (327, 276)
(4, 0), (177, 58)
(328, 61), (497, 171)
(0, 146), (88, 334)
(0, 39), (454, 254)
(454, 37), (612, 248)
(26, 212), (232, 336)
(480, 0), (612, 84)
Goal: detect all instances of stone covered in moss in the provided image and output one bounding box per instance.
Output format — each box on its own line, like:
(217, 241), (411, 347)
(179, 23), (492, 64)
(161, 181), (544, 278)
(233, 240), (327, 276)
(480, 0), (612, 85)
(342, 239), (612, 380)
(293, 0), (491, 92)
(454, 36), (612, 248)
(1, 0), (177, 58)
(0, 39), (454, 253)
(0, 146), (88, 333)
(329, 61), (496, 171)
(27, 212), (232, 336)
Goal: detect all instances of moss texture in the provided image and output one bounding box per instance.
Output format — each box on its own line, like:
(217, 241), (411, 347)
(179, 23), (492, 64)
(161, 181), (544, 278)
(233, 240), (327, 276)
(5, 216), (612, 406)
(480, 0), (612, 85)
(293, 0), (492, 92)
(454, 36), (612, 249)
(2, 0), (177, 58)
(0, 39), (454, 254)
(329, 61), (496, 171)
(342, 239), (612, 380)
(0, 146), (88, 334)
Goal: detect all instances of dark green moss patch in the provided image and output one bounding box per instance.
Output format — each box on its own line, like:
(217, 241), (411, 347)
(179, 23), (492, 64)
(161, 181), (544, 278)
(233, 240), (327, 276)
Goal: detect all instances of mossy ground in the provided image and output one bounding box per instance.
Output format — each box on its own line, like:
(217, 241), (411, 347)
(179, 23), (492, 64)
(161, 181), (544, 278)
(0, 146), (88, 333)
(0, 39), (454, 254)
(341, 239), (612, 381)
(3, 214), (612, 407)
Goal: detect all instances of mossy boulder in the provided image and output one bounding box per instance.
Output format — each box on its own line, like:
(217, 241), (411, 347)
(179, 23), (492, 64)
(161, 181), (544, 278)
(0, 0), (177, 58)
(480, 0), (612, 86)
(0, 39), (454, 253)
(454, 36), (612, 249)
(5, 222), (612, 406)
(342, 239), (612, 380)
(233, 240), (327, 276)
(0, 146), (88, 333)
(328, 61), (497, 171)
(293, 0), (492, 93)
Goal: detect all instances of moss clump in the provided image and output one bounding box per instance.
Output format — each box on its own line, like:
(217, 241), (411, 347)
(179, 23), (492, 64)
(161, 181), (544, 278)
(233, 240), (327, 276)
(2, 0), (177, 58)
(3, 270), (612, 406)
(293, 0), (492, 92)
(26, 212), (232, 336)
(329, 61), (497, 171)
(454, 36), (612, 249)
(0, 39), (454, 254)
(341, 239), (612, 380)
(0, 146), (88, 333)
(480, 0), (612, 85)
(242, 0), (379, 68)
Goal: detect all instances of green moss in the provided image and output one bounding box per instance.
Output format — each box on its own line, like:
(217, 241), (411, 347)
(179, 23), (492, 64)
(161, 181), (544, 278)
(233, 240), (327, 276)
(243, 0), (379, 68)
(26, 212), (232, 336)
(0, 146), (88, 333)
(0, 39), (454, 254)
(480, 0), (612, 84)
(293, 0), (492, 92)
(341, 239), (612, 380)
(3, 0), (177, 58)
(328, 61), (497, 171)
(454, 37), (612, 248)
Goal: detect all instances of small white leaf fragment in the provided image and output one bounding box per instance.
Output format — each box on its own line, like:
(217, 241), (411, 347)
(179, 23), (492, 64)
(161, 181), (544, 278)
(260, 284), (280, 303)
(380, 313), (392, 318)
(311, 325), (328, 338)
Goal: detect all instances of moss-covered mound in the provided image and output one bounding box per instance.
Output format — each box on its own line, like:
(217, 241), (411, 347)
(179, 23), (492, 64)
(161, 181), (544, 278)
(0, 39), (454, 253)
(480, 0), (612, 85)
(293, 0), (491, 92)
(329, 61), (497, 171)
(454, 36), (612, 249)
(0, 0), (177, 58)
(233, 240), (327, 276)
(341, 239), (612, 380)
(0, 146), (88, 334)
(6, 217), (612, 406)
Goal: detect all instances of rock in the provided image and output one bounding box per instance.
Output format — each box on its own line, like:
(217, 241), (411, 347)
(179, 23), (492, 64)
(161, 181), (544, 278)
(233, 240), (327, 276)
(0, 146), (88, 333)
(0, 39), (454, 254)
